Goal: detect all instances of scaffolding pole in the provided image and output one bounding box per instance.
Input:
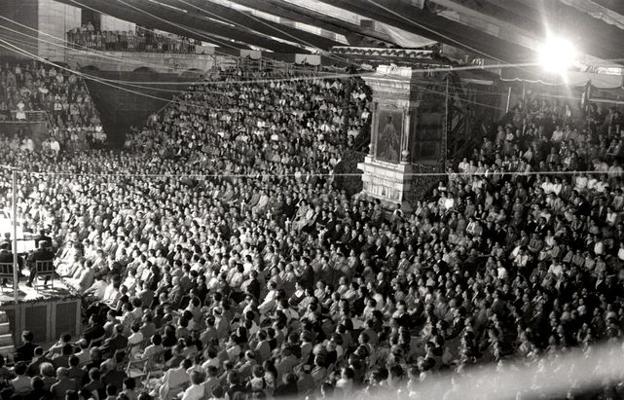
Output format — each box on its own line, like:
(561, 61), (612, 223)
(11, 169), (18, 307)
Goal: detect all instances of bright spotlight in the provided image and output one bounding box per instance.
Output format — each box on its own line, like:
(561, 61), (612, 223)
(537, 36), (577, 74)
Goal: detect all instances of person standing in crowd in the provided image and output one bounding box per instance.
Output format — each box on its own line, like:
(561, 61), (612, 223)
(15, 331), (37, 363)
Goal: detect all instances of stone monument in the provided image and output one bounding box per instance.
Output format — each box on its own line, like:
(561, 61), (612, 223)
(357, 65), (446, 209)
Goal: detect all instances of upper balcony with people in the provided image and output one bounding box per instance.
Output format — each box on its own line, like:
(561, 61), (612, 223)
(66, 24), (206, 54)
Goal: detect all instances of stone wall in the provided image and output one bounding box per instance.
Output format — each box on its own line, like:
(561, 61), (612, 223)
(0, 0), (39, 59)
(100, 14), (135, 32)
(37, 0), (81, 61)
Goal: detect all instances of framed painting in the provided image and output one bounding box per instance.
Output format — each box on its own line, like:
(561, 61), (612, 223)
(375, 109), (403, 163)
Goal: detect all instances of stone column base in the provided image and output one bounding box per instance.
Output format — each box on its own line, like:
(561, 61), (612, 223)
(357, 156), (414, 211)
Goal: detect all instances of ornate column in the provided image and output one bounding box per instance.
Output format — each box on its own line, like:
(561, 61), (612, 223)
(357, 65), (444, 209)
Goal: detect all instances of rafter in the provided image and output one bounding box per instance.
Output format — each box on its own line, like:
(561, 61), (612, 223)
(227, 0), (396, 47)
(123, 0), (308, 53)
(435, 0), (542, 34)
(593, 0), (624, 16)
(159, 0), (342, 50)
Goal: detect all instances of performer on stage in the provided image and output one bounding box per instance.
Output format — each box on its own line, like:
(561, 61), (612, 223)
(0, 242), (13, 287)
(33, 229), (53, 250)
(0, 240), (24, 285)
(26, 240), (55, 287)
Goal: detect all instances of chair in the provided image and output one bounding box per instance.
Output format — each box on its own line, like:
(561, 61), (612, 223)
(0, 263), (15, 293)
(126, 336), (150, 360)
(126, 348), (166, 384)
(33, 260), (55, 290)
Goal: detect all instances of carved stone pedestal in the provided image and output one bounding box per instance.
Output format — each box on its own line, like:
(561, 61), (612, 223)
(358, 156), (413, 210)
(357, 65), (445, 208)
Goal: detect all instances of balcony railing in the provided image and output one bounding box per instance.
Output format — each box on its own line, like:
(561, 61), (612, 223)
(65, 31), (209, 54)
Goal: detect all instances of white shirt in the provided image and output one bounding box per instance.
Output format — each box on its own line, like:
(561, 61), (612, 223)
(552, 129), (563, 142)
(76, 349), (90, 365)
(458, 161), (469, 172)
(201, 357), (220, 371)
(181, 384), (204, 400)
(88, 280), (108, 299)
(128, 331), (144, 345)
(103, 284), (120, 307)
(548, 263), (563, 277)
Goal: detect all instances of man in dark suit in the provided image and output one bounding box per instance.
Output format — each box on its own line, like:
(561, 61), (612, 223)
(101, 351), (128, 391)
(0, 242), (13, 287)
(51, 343), (74, 369)
(0, 233), (10, 251)
(0, 241), (24, 281)
(0, 243), (12, 263)
(99, 324), (128, 359)
(50, 367), (77, 400)
(26, 346), (51, 376)
(243, 269), (260, 301)
(82, 314), (106, 346)
(33, 229), (53, 250)
(26, 240), (55, 287)
(67, 355), (87, 385)
(14, 330), (37, 363)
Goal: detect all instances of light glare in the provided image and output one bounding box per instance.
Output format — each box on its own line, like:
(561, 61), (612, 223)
(538, 36), (577, 74)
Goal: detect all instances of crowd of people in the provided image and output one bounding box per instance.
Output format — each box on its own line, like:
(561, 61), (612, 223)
(0, 66), (623, 400)
(0, 61), (107, 152)
(66, 25), (203, 54)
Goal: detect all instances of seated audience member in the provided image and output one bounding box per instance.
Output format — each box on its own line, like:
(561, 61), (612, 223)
(50, 367), (76, 400)
(11, 362), (31, 395)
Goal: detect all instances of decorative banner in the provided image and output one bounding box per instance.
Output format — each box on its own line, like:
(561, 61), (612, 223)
(240, 50), (261, 60)
(195, 45), (215, 55)
(294, 54), (320, 66)
(501, 68), (624, 88)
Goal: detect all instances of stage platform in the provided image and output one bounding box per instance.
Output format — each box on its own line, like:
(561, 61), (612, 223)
(0, 279), (74, 303)
(0, 280), (82, 344)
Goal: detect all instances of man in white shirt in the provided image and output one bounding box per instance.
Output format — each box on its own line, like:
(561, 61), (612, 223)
(511, 246), (529, 269)
(21, 138), (34, 152)
(158, 359), (191, 400)
(548, 260), (564, 278)
(85, 275), (107, 300)
(102, 279), (122, 309)
(75, 339), (91, 365)
(575, 175), (588, 192)
(618, 243), (624, 261)
(181, 370), (205, 400)
(593, 235), (604, 256)
(551, 126), (563, 142)
(50, 138), (60, 154)
(15, 100), (26, 120)
(68, 261), (95, 293)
